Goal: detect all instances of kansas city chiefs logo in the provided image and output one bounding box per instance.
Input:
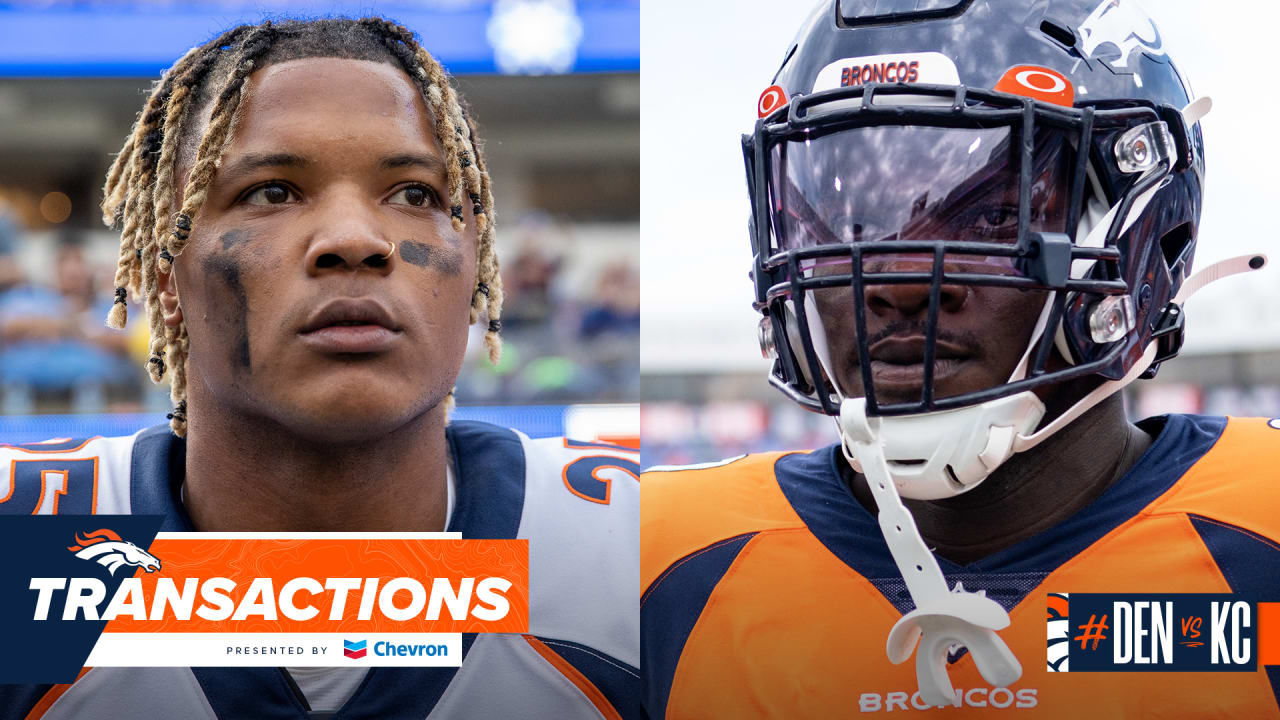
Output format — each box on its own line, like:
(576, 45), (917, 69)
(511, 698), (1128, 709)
(67, 529), (162, 575)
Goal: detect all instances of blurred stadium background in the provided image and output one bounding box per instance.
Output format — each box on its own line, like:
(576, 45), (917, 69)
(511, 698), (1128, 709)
(641, 0), (1280, 468)
(0, 0), (638, 445)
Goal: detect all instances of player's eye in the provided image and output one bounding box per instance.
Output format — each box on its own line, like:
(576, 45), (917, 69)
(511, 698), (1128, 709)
(967, 204), (1020, 241)
(388, 184), (439, 208)
(980, 206), (1017, 228)
(241, 182), (298, 206)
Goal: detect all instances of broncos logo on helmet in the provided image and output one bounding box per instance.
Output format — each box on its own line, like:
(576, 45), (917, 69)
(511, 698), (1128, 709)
(67, 529), (162, 576)
(1077, 0), (1165, 72)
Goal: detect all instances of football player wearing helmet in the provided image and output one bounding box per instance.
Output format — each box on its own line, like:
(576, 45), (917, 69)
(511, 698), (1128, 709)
(1, 18), (639, 720)
(642, 0), (1276, 716)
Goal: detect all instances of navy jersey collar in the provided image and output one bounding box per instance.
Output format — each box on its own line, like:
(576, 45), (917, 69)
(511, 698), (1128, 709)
(445, 420), (526, 539)
(129, 424), (195, 531)
(774, 414), (1228, 609)
(128, 420), (527, 539)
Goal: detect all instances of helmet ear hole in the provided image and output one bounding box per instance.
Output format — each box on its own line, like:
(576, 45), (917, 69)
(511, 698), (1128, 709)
(944, 465), (964, 491)
(1159, 222), (1194, 270)
(1039, 19), (1076, 49)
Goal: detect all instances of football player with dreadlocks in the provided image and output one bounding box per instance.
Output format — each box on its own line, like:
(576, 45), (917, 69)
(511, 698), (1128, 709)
(642, 0), (1277, 717)
(0, 18), (638, 719)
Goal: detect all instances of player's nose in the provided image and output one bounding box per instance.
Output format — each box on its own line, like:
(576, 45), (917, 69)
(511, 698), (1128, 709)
(864, 256), (969, 318)
(305, 200), (395, 275)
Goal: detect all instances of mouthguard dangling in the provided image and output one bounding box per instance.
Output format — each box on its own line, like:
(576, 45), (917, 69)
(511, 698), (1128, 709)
(839, 397), (1022, 707)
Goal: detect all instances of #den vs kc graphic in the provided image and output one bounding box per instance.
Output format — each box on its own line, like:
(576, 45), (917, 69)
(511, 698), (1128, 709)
(1048, 592), (1280, 673)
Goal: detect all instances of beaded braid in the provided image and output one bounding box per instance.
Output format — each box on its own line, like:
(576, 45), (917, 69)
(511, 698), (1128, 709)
(462, 111), (504, 364)
(113, 91), (179, 365)
(163, 322), (189, 430)
(103, 57), (189, 332)
(100, 134), (136, 225)
(100, 18), (504, 436)
(101, 26), (251, 331)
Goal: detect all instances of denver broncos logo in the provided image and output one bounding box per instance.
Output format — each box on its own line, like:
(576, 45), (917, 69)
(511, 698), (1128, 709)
(1047, 592), (1071, 672)
(67, 529), (161, 576)
(1077, 0), (1164, 73)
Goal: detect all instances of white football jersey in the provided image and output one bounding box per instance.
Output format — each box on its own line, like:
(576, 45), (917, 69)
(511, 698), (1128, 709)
(0, 421), (640, 720)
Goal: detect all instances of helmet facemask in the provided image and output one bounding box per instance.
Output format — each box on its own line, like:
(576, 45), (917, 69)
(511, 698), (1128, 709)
(748, 84), (1177, 425)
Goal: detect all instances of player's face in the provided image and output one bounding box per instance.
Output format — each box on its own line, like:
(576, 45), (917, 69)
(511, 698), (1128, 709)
(168, 58), (477, 440)
(779, 121), (1083, 409)
(814, 272), (1050, 407)
(809, 170), (1068, 407)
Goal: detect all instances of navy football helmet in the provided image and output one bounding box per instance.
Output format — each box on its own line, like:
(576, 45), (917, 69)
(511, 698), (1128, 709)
(746, 0), (1215, 419)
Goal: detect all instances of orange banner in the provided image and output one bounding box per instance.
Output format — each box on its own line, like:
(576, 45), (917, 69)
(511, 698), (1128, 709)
(1260, 602), (1280, 666)
(102, 538), (528, 634)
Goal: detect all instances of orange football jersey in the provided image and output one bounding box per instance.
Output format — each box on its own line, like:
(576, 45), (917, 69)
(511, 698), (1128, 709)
(641, 415), (1280, 718)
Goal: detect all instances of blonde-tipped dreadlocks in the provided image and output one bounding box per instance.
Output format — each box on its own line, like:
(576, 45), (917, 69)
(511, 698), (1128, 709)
(100, 18), (504, 436)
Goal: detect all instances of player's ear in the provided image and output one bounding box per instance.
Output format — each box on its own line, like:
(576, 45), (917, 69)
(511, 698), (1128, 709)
(158, 262), (183, 327)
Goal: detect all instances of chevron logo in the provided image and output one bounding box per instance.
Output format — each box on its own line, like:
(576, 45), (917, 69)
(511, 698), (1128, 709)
(343, 639), (367, 660)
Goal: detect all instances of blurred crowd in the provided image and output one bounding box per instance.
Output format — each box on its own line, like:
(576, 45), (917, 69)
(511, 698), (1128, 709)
(645, 379), (1280, 468)
(456, 215), (640, 405)
(640, 400), (835, 469)
(641, 381), (1280, 469)
(0, 210), (146, 414)
(0, 207), (639, 414)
